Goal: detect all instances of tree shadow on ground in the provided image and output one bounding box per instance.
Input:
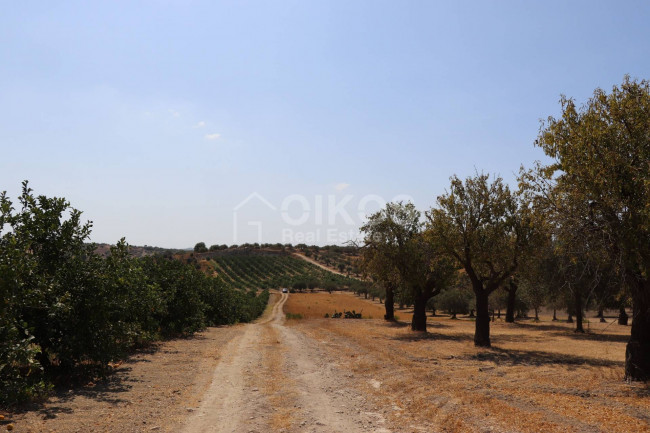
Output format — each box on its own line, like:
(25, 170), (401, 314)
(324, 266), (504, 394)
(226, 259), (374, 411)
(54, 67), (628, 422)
(382, 320), (410, 328)
(509, 321), (578, 333)
(10, 367), (135, 418)
(630, 382), (650, 398)
(491, 333), (552, 345)
(5, 329), (219, 416)
(390, 330), (473, 343)
(464, 347), (623, 368)
(59, 369), (136, 404)
(382, 320), (452, 329)
(550, 330), (629, 344)
(8, 335), (180, 416)
(509, 321), (630, 343)
(426, 321), (452, 329)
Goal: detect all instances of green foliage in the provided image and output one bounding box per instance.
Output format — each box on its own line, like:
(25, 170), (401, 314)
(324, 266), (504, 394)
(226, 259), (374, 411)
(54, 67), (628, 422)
(59, 240), (163, 367)
(360, 202), (456, 330)
(427, 174), (534, 346)
(427, 174), (529, 293)
(532, 77), (650, 379)
(0, 183), (270, 405)
(194, 242), (208, 253)
(139, 256), (207, 335)
(438, 287), (472, 318)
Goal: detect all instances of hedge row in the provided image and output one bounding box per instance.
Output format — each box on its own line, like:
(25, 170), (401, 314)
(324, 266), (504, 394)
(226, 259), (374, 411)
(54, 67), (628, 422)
(0, 183), (269, 405)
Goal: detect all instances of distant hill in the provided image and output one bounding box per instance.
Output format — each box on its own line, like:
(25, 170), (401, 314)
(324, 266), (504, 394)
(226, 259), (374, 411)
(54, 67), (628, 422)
(93, 243), (184, 258)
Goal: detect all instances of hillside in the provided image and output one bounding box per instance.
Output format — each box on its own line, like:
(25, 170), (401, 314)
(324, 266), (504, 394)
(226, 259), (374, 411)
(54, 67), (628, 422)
(295, 244), (362, 277)
(200, 253), (360, 291)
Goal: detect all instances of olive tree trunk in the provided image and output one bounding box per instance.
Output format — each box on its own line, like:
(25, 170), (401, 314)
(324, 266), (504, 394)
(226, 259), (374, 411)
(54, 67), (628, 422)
(474, 290), (491, 347)
(384, 283), (395, 321)
(625, 288), (650, 381)
(505, 281), (517, 323)
(618, 305), (629, 326)
(411, 293), (428, 332)
(575, 289), (584, 333)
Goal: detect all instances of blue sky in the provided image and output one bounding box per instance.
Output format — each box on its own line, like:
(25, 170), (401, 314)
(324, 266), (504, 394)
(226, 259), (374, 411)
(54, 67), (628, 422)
(1, 1), (649, 247)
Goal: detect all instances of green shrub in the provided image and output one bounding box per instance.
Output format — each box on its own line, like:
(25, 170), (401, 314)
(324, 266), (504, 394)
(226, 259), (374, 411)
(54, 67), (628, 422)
(0, 183), (271, 406)
(139, 256), (207, 335)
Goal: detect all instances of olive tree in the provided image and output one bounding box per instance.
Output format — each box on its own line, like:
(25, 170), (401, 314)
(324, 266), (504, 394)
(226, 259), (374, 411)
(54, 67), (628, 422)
(427, 174), (533, 346)
(194, 242), (208, 253)
(360, 240), (399, 320)
(535, 77), (650, 380)
(360, 202), (456, 331)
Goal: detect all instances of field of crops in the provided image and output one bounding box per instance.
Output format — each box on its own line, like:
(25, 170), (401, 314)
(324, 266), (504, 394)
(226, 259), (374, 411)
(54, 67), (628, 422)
(207, 254), (358, 290)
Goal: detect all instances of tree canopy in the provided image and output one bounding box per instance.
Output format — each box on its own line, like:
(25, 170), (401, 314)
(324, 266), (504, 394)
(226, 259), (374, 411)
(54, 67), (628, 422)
(360, 202), (456, 331)
(427, 173), (534, 346)
(534, 77), (650, 380)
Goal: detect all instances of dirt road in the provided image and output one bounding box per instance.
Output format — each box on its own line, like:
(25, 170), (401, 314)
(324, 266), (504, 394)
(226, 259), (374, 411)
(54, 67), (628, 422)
(182, 292), (391, 433)
(292, 253), (350, 277)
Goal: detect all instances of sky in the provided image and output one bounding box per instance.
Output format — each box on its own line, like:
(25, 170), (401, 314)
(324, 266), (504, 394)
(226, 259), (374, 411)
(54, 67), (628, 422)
(1, 0), (649, 248)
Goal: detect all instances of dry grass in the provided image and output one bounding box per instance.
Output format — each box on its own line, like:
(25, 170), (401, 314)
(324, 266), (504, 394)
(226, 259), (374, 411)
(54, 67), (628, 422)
(287, 293), (650, 433)
(284, 291), (389, 319)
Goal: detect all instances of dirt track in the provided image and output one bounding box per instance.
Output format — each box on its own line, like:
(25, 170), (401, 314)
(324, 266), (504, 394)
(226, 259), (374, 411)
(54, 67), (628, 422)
(182, 292), (390, 433)
(292, 253), (350, 277)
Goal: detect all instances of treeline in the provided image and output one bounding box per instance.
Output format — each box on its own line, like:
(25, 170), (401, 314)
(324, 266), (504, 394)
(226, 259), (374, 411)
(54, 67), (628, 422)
(0, 183), (269, 405)
(361, 77), (650, 381)
(193, 241), (359, 254)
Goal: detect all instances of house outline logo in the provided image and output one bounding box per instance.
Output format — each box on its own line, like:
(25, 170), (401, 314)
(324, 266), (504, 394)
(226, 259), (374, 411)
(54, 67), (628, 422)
(232, 192), (277, 243)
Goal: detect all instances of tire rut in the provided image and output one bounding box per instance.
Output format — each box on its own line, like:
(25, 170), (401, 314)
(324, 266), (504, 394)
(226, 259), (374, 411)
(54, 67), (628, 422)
(182, 292), (391, 433)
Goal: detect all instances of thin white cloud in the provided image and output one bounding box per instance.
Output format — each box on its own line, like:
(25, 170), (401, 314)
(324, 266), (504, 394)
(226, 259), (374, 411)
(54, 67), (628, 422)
(205, 133), (221, 140)
(193, 121), (206, 128)
(335, 183), (350, 191)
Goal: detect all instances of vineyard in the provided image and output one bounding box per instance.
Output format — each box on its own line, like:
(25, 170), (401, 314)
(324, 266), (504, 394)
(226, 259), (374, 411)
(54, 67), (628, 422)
(205, 254), (359, 291)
